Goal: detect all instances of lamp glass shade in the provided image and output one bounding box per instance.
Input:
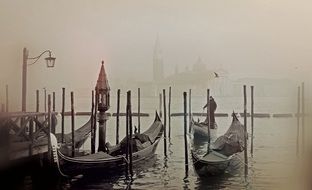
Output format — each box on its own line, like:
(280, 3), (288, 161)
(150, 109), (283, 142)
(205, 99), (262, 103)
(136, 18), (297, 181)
(45, 57), (56, 68)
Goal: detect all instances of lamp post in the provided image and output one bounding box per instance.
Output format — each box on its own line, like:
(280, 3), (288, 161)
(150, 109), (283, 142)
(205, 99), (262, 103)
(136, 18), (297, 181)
(22, 47), (56, 112)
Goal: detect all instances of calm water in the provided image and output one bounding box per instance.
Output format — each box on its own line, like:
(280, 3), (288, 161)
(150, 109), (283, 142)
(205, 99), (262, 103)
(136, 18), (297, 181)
(53, 93), (299, 190)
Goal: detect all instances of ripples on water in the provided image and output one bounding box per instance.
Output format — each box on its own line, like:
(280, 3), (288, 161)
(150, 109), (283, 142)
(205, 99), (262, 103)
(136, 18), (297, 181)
(50, 96), (299, 189)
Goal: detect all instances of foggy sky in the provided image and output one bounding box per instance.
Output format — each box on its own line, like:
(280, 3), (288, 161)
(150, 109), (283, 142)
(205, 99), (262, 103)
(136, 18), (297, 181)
(0, 0), (311, 108)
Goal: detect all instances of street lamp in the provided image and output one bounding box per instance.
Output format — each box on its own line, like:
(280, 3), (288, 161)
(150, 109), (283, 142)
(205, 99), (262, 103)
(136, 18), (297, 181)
(22, 47), (56, 112)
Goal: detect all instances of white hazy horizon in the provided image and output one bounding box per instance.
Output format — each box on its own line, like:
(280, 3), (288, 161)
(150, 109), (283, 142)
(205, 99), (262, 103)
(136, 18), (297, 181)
(0, 0), (311, 110)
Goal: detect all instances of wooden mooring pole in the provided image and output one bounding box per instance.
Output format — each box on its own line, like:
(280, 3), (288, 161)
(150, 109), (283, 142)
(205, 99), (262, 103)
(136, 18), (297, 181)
(52, 92), (56, 134)
(296, 86), (300, 157)
(125, 91), (130, 178)
(44, 88), (47, 113)
(163, 89), (167, 157)
(250, 86), (254, 156)
(61, 88), (65, 143)
(127, 91), (133, 177)
(36, 90), (39, 131)
(207, 89), (210, 153)
(243, 85), (248, 178)
(183, 92), (189, 173)
(168, 86), (172, 139)
(52, 92), (56, 111)
(138, 88), (141, 134)
(301, 82), (305, 155)
(91, 90), (95, 153)
(189, 89), (192, 133)
(93, 92), (98, 153)
(29, 118), (34, 156)
(116, 89), (120, 145)
(36, 90), (39, 113)
(5, 85), (8, 112)
(47, 94), (52, 161)
(71, 92), (75, 157)
(159, 93), (162, 118)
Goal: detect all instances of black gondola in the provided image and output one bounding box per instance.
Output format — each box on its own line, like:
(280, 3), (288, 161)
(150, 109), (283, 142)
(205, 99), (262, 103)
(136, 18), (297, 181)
(50, 112), (163, 177)
(191, 113), (245, 176)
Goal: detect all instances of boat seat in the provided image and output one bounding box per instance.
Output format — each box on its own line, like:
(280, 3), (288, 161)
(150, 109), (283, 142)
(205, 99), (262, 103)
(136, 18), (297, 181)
(202, 151), (228, 162)
(78, 151), (114, 160)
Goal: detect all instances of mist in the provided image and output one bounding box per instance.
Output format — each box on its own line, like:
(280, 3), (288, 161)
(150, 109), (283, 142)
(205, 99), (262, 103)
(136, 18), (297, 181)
(0, 0), (311, 110)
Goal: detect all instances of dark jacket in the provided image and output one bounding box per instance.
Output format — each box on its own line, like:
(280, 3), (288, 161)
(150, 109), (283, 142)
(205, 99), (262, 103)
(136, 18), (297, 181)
(203, 98), (217, 123)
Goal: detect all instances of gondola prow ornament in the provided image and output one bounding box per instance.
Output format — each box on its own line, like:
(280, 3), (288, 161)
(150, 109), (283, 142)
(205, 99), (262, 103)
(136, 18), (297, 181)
(96, 61), (110, 152)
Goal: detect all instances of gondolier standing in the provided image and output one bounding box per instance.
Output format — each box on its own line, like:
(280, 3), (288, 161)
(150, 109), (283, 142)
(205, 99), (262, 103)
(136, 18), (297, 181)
(203, 96), (217, 128)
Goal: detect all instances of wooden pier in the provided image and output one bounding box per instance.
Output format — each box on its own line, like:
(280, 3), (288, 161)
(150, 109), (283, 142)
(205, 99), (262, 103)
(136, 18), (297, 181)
(0, 112), (57, 170)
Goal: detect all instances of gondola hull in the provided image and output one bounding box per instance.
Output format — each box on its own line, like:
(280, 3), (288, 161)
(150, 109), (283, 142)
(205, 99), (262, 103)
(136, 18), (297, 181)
(51, 112), (163, 177)
(191, 113), (245, 177)
(191, 151), (231, 176)
(57, 139), (160, 176)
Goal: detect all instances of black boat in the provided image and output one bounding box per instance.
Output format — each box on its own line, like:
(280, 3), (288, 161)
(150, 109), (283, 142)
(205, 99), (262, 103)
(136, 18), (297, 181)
(191, 118), (218, 140)
(191, 113), (245, 176)
(50, 113), (163, 177)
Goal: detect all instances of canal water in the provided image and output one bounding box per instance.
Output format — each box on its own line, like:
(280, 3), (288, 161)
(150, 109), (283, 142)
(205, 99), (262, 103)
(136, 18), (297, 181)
(53, 92), (302, 190)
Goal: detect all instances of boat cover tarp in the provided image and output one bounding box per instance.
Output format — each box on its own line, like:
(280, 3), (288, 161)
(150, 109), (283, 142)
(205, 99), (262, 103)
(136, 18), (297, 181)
(56, 118), (91, 147)
(212, 113), (245, 157)
(107, 115), (163, 156)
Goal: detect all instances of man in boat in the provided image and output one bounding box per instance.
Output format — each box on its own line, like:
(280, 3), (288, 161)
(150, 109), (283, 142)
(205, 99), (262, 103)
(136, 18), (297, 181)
(203, 96), (217, 128)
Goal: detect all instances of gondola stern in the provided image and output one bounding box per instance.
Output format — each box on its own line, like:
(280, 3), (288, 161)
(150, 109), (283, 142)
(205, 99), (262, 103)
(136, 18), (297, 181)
(231, 111), (239, 122)
(155, 111), (161, 122)
(50, 133), (59, 164)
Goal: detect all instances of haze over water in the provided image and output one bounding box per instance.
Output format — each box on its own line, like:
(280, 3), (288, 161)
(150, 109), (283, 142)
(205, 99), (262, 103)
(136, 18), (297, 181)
(0, 1), (312, 189)
(55, 93), (298, 189)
